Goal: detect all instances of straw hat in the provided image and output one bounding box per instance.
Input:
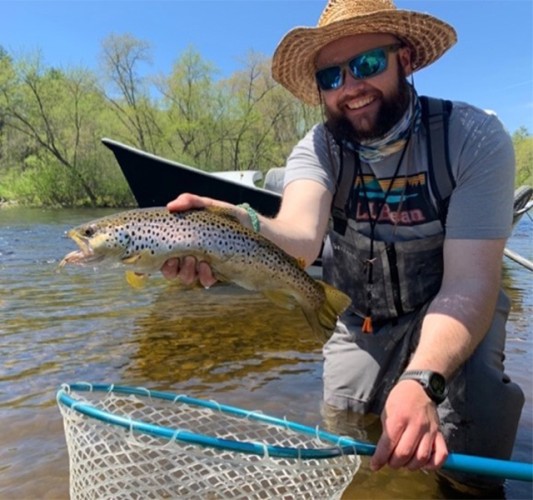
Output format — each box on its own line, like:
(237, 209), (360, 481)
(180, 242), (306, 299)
(272, 0), (457, 105)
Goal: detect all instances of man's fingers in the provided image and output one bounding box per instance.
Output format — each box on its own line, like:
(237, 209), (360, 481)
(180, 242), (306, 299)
(385, 424), (423, 469)
(166, 193), (206, 211)
(198, 260), (217, 288)
(161, 256), (218, 288)
(405, 434), (434, 471)
(371, 423), (448, 473)
(370, 429), (397, 472)
(422, 432), (448, 470)
(166, 193), (225, 212)
(161, 258), (179, 280)
(178, 256), (198, 284)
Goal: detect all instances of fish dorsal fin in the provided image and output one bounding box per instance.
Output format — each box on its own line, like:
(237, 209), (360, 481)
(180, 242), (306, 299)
(296, 257), (306, 270)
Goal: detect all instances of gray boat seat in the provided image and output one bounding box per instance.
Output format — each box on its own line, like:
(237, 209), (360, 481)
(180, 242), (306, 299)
(263, 167), (285, 194)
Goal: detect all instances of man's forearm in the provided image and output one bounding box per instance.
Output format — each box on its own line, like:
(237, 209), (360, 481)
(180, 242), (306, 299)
(244, 179), (333, 267)
(405, 276), (501, 378)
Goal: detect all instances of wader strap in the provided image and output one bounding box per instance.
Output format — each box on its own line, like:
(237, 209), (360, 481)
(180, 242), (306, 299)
(420, 96), (455, 225)
(331, 145), (359, 235)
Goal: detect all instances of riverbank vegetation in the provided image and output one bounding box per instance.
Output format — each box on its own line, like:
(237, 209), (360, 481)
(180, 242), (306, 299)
(0, 38), (530, 207)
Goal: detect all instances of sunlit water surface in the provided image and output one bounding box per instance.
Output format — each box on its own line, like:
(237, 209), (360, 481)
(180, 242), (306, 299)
(0, 208), (531, 499)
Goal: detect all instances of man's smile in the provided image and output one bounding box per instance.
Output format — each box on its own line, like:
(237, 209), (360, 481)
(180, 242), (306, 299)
(346, 95), (377, 110)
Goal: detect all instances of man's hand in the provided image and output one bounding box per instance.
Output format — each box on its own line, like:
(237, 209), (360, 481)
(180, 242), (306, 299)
(160, 257), (217, 288)
(166, 192), (236, 213)
(370, 380), (448, 472)
(160, 193), (234, 288)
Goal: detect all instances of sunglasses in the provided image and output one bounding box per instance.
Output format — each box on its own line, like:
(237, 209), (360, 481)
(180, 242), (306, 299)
(315, 43), (403, 91)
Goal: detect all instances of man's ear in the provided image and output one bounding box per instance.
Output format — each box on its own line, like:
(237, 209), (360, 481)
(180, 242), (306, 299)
(399, 46), (413, 77)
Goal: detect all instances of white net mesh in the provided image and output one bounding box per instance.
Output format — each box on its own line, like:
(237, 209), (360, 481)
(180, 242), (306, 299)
(58, 386), (360, 499)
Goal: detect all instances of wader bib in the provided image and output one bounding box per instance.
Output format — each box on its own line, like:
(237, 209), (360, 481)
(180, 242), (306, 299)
(324, 97), (453, 324)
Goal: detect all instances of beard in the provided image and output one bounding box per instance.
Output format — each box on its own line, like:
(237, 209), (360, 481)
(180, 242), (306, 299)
(324, 64), (411, 144)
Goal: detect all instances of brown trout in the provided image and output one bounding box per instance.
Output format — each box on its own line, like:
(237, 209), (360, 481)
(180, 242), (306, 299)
(60, 207), (351, 338)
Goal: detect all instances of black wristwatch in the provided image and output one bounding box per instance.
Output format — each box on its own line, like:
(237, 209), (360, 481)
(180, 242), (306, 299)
(398, 370), (448, 404)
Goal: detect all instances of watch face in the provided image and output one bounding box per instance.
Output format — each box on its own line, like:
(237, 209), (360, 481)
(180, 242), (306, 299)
(429, 373), (446, 395)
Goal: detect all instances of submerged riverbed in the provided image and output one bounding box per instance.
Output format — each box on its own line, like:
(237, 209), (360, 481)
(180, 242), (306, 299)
(0, 207), (531, 499)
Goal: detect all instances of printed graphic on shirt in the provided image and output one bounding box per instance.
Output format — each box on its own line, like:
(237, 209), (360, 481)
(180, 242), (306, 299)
(351, 172), (438, 226)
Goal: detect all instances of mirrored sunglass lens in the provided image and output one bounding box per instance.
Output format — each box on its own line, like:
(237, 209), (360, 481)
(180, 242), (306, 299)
(316, 67), (343, 90)
(350, 49), (387, 78)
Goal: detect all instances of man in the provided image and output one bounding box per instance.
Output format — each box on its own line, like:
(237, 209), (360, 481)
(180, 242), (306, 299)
(162, 0), (524, 491)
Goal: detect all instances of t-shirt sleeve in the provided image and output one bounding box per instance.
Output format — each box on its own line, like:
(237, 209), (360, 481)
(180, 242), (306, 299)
(283, 124), (338, 194)
(445, 107), (516, 240)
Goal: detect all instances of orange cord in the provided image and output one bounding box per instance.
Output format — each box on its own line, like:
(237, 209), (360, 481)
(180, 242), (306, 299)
(362, 316), (373, 334)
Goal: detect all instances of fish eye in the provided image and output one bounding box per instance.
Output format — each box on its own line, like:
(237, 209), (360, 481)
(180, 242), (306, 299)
(83, 225), (97, 238)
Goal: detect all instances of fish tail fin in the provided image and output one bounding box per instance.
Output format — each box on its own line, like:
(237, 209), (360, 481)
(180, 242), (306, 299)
(302, 281), (351, 340)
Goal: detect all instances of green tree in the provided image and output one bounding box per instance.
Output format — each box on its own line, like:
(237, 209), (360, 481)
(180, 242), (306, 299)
(0, 55), (109, 205)
(158, 49), (321, 174)
(219, 52), (321, 173)
(513, 127), (532, 187)
(100, 33), (163, 153)
(158, 46), (221, 165)
(221, 53), (281, 170)
(0, 43), (325, 207)
(0, 49), (136, 206)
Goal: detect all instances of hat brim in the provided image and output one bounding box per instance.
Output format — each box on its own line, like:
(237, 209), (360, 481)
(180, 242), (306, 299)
(272, 10), (457, 105)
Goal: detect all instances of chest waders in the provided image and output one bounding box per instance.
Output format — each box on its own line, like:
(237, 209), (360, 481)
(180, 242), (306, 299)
(323, 96), (454, 329)
(322, 99), (526, 486)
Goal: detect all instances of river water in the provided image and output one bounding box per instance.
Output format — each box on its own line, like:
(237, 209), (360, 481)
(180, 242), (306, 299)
(0, 207), (531, 499)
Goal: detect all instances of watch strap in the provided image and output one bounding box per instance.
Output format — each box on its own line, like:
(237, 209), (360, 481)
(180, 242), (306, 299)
(399, 370), (448, 404)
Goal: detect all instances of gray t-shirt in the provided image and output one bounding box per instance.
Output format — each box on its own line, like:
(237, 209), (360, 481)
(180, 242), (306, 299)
(283, 100), (515, 241)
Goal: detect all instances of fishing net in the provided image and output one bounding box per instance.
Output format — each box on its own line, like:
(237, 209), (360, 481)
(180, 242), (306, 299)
(57, 383), (360, 499)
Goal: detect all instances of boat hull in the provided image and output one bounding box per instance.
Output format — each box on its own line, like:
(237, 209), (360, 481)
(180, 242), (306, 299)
(102, 138), (282, 216)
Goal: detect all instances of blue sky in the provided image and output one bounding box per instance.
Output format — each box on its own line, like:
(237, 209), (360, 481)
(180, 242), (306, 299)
(2, 0), (532, 133)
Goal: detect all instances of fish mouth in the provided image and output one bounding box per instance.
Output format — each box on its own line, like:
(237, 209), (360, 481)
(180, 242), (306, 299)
(58, 231), (105, 268)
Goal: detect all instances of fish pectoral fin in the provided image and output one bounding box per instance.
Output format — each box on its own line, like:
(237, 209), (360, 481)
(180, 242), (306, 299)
(262, 290), (297, 310)
(125, 271), (148, 289)
(121, 249), (156, 267)
(121, 253), (142, 265)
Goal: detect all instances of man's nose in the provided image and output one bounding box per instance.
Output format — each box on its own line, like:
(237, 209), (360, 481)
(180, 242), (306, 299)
(342, 70), (365, 91)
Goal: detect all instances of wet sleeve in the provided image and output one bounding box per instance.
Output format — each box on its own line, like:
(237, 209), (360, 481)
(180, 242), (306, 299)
(445, 111), (515, 240)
